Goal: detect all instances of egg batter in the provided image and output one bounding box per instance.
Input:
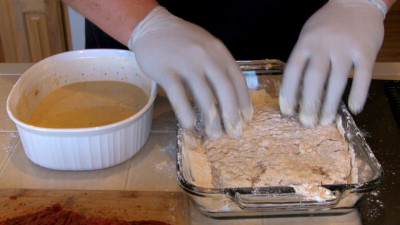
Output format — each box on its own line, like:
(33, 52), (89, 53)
(27, 81), (148, 128)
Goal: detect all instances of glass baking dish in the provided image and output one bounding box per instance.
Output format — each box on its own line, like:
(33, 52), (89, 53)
(176, 59), (383, 217)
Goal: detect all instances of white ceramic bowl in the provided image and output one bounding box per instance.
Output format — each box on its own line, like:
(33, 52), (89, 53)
(6, 49), (157, 171)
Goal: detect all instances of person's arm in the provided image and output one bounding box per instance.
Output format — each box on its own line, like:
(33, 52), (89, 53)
(370, 0), (396, 15)
(279, 0), (396, 127)
(62, 1), (252, 139)
(381, 0), (396, 9)
(62, 0), (159, 45)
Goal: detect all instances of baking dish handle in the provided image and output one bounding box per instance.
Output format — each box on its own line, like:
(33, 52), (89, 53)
(235, 192), (341, 209)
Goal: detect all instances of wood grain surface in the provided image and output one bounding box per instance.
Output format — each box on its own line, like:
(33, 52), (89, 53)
(377, 0), (400, 62)
(0, 189), (190, 225)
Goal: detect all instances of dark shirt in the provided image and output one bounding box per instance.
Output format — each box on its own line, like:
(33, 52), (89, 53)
(85, 0), (327, 61)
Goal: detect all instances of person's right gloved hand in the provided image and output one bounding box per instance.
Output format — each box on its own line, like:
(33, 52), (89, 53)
(128, 6), (252, 139)
(279, 0), (386, 127)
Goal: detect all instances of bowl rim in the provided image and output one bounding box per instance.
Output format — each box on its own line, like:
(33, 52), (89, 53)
(6, 49), (157, 135)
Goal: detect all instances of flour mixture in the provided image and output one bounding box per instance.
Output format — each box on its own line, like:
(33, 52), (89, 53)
(184, 89), (357, 190)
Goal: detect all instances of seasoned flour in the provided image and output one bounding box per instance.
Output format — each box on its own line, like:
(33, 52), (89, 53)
(184, 89), (356, 190)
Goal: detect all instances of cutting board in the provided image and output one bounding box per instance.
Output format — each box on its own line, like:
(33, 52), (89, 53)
(0, 189), (189, 224)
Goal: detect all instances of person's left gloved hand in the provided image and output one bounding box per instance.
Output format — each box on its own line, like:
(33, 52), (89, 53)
(128, 6), (252, 139)
(279, 0), (385, 127)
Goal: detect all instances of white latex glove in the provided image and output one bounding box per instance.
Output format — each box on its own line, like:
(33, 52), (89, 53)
(128, 6), (252, 139)
(279, 0), (385, 127)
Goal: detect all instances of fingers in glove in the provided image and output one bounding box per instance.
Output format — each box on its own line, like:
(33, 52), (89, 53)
(159, 74), (197, 132)
(279, 47), (308, 116)
(226, 60), (253, 123)
(348, 56), (374, 114)
(183, 70), (223, 140)
(204, 60), (243, 138)
(320, 58), (353, 125)
(299, 54), (330, 127)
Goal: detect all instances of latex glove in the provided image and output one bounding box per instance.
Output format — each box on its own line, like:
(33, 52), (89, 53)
(128, 6), (252, 139)
(279, 0), (385, 127)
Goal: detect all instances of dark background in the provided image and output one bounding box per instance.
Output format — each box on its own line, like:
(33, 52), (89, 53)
(345, 80), (400, 225)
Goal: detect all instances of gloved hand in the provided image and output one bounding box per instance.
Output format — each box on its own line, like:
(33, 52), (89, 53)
(128, 6), (252, 139)
(279, 0), (385, 127)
